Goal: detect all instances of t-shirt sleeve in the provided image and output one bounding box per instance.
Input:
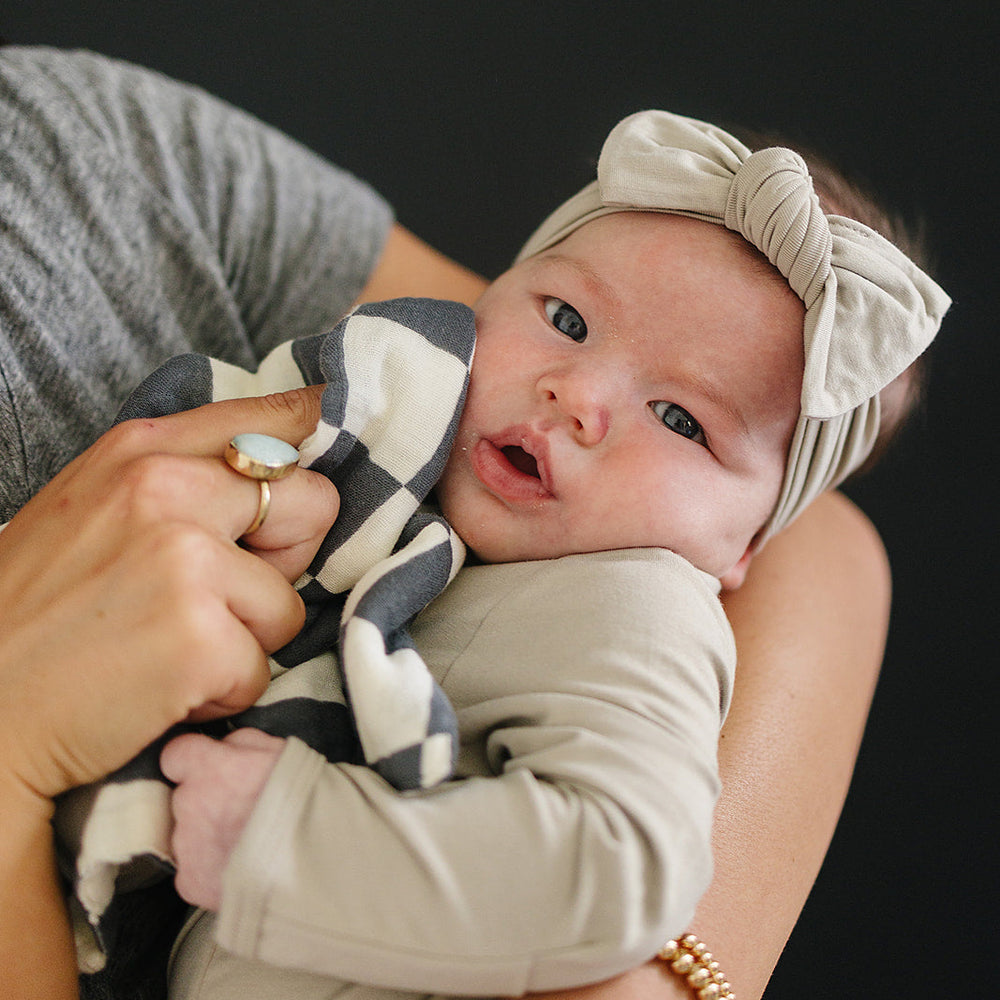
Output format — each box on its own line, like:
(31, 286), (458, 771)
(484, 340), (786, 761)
(214, 550), (735, 996)
(0, 46), (392, 518)
(71, 52), (393, 357)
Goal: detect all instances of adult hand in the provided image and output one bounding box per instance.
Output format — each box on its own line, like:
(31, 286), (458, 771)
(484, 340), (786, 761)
(0, 386), (338, 802)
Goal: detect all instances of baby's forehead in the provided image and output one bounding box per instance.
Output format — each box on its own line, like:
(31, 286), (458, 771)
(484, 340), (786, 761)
(516, 217), (808, 437)
(538, 214), (805, 343)
(535, 212), (797, 297)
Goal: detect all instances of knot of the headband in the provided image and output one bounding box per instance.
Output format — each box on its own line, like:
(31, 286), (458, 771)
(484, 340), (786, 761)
(596, 112), (949, 420)
(725, 147), (831, 311)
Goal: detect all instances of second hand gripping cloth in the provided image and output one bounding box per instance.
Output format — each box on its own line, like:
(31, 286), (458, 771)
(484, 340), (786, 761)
(56, 297), (475, 971)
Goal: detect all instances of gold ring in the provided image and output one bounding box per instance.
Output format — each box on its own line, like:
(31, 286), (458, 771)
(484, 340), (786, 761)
(243, 480), (271, 536)
(223, 433), (300, 537)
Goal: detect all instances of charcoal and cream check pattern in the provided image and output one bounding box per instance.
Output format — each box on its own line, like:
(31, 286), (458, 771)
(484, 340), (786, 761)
(58, 297), (475, 970)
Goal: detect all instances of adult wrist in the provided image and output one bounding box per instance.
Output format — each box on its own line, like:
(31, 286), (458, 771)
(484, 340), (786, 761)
(0, 765), (57, 832)
(0, 692), (68, 806)
(658, 936), (734, 999)
(0, 765), (79, 1000)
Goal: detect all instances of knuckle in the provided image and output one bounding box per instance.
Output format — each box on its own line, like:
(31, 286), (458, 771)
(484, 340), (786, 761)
(282, 591), (307, 637)
(112, 453), (190, 523)
(278, 471), (339, 539)
(98, 417), (169, 461)
(146, 526), (221, 600)
(297, 467), (340, 516)
(257, 385), (322, 429)
(166, 605), (218, 664)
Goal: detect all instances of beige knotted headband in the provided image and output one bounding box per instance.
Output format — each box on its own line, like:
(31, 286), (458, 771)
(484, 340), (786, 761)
(516, 111), (951, 544)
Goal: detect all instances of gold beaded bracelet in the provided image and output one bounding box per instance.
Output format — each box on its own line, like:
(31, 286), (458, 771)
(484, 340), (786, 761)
(657, 935), (734, 999)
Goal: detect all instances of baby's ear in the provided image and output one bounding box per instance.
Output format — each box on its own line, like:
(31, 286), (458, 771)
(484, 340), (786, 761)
(719, 545), (754, 592)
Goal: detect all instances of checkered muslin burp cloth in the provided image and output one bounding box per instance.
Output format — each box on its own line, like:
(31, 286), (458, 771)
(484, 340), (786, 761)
(55, 297), (475, 971)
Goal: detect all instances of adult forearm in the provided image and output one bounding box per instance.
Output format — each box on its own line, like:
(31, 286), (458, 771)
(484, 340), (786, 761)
(355, 225), (489, 307)
(0, 779), (78, 1000)
(703, 491), (888, 995)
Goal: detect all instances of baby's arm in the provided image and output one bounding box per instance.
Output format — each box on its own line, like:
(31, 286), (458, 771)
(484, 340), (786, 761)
(161, 729), (286, 913)
(188, 549), (733, 996)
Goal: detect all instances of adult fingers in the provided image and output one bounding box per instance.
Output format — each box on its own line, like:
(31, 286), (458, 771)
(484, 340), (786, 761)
(202, 537), (306, 656)
(94, 528), (299, 726)
(238, 471), (341, 583)
(110, 385), (326, 461)
(1, 385), (333, 576)
(102, 449), (341, 581)
(0, 388), (336, 797)
(0, 527), (285, 795)
(106, 524), (302, 712)
(101, 385), (338, 577)
(73, 449), (338, 583)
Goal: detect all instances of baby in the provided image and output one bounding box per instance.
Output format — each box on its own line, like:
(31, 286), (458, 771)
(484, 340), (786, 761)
(99, 110), (954, 998)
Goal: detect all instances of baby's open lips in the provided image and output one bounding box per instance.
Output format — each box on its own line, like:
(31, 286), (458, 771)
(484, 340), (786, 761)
(500, 445), (540, 479)
(467, 433), (553, 503)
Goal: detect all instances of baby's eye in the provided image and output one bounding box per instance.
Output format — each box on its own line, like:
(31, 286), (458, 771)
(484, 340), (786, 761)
(650, 402), (706, 446)
(544, 298), (587, 343)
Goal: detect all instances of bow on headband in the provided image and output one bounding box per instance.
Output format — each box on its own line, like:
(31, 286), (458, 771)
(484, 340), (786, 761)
(517, 111), (950, 543)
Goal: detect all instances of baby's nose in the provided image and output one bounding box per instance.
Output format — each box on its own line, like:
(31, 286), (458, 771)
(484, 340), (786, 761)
(539, 374), (610, 445)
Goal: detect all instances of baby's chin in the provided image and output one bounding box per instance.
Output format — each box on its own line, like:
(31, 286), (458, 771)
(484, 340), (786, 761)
(459, 534), (689, 569)
(448, 509), (749, 576)
(457, 533), (581, 567)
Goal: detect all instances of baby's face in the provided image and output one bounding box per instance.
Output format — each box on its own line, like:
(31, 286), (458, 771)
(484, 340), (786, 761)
(436, 212), (805, 587)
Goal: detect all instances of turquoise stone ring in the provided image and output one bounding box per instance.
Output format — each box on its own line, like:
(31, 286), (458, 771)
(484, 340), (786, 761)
(224, 433), (300, 480)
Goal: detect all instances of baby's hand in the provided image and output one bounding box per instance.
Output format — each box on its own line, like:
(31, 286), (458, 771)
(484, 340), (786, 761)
(160, 728), (285, 911)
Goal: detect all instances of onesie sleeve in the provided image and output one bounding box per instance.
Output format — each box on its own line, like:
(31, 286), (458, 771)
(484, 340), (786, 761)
(215, 549), (735, 996)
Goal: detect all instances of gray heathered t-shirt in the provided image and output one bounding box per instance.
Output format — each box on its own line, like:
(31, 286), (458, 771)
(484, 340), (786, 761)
(0, 46), (393, 521)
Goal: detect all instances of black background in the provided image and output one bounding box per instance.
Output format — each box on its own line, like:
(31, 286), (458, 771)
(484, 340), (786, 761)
(4, 3), (997, 996)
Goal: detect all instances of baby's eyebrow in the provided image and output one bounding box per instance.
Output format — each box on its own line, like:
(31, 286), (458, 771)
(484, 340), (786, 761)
(542, 253), (624, 315)
(683, 367), (751, 440)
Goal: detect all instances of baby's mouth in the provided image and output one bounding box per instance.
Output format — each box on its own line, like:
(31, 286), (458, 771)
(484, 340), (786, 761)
(468, 437), (552, 504)
(500, 445), (540, 480)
